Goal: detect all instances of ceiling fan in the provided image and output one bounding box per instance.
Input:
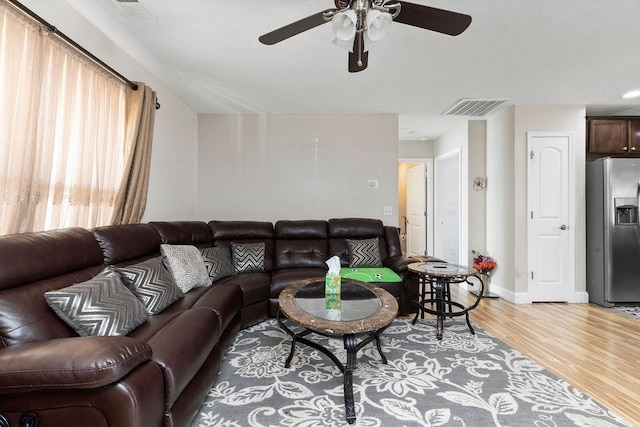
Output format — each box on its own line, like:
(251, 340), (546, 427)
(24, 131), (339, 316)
(259, 0), (472, 73)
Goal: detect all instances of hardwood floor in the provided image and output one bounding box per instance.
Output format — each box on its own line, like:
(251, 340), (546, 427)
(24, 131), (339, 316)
(446, 288), (640, 425)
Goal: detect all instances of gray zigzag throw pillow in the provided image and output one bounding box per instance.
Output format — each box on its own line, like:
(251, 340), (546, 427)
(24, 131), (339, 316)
(231, 242), (266, 273)
(116, 257), (184, 315)
(200, 246), (237, 283)
(44, 270), (148, 336)
(347, 238), (383, 268)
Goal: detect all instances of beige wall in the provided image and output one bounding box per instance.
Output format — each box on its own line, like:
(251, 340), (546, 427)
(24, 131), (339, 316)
(197, 114), (400, 226)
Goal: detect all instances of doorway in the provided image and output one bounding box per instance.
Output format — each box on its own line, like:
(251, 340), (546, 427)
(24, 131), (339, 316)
(434, 150), (461, 264)
(398, 159), (433, 257)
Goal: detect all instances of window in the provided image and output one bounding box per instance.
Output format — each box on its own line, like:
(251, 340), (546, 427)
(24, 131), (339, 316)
(0, 2), (128, 234)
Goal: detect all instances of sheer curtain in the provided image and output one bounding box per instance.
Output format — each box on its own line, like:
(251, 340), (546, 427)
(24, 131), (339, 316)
(0, 1), (144, 235)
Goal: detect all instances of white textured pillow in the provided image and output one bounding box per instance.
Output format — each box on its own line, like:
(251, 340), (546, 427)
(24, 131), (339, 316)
(161, 244), (211, 292)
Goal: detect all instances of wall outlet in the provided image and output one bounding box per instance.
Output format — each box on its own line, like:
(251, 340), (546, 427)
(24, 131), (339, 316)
(383, 206), (393, 216)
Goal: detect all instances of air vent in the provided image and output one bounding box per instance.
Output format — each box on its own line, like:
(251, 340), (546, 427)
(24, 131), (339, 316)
(112, 0), (158, 19)
(442, 98), (509, 117)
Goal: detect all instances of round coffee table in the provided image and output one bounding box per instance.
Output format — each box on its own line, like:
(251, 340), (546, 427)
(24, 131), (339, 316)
(277, 277), (398, 424)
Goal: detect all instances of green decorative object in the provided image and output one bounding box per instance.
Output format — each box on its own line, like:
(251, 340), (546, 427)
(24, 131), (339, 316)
(339, 267), (402, 283)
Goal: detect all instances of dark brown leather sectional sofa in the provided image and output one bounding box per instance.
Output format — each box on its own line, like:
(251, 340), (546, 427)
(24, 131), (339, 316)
(0, 218), (415, 427)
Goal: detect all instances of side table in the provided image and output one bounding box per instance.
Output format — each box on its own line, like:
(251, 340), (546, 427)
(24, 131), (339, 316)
(406, 262), (484, 340)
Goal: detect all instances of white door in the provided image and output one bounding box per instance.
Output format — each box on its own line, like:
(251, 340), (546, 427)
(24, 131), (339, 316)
(435, 151), (460, 264)
(406, 163), (426, 257)
(527, 132), (573, 302)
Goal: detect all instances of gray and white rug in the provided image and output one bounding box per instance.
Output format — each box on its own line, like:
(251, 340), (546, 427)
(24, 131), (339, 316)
(192, 319), (628, 426)
(615, 306), (640, 318)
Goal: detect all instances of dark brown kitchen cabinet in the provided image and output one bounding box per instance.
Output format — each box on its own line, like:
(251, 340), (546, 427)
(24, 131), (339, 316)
(587, 118), (640, 156)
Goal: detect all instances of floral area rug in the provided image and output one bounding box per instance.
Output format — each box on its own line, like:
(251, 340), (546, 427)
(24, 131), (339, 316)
(191, 319), (628, 427)
(615, 306), (640, 318)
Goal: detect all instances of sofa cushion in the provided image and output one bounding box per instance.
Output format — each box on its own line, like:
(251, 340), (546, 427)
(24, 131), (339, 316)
(200, 246), (236, 283)
(150, 221), (214, 247)
(142, 308), (220, 408)
(231, 242), (266, 273)
(92, 224), (162, 265)
(44, 271), (148, 337)
(116, 258), (184, 315)
(160, 244), (210, 292)
(347, 238), (383, 268)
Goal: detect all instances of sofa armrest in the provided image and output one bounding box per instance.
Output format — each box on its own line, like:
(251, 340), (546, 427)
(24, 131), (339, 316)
(0, 336), (152, 394)
(383, 256), (413, 273)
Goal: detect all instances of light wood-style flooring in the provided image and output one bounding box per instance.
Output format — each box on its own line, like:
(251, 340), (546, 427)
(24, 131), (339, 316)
(444, 289), (640, 425)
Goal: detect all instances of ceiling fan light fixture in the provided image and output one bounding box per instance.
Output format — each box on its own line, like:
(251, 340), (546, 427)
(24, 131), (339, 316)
(331, 10), (357, 50)
(366, 10), (392, 41)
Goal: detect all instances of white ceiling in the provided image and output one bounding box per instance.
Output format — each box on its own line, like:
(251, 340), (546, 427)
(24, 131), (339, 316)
(66, 0), (640, 140)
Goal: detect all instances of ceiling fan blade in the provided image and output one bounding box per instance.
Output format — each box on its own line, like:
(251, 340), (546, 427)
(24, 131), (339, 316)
(394, 2), (471, 36)
(259, 12), (329, 45)
(348, 32), (368, 72)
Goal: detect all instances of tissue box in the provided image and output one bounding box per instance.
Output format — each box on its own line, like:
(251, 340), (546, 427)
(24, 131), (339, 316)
(325, 274), (341, 295)
(325, 293), (342, 310)
(325, 293), (341, 320)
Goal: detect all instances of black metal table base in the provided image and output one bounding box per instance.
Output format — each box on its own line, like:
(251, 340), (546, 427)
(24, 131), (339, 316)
(277, 310), (388, 424)
(406, 273), (484, 340)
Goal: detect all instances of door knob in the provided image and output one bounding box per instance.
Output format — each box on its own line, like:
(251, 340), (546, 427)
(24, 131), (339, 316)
(559, 224), (567, 230)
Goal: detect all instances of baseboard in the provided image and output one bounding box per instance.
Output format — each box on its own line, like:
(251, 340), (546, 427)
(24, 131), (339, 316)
(573, 291), (589, 303)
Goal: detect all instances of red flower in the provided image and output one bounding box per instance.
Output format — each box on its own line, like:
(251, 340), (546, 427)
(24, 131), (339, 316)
(473, 254), (497, 274)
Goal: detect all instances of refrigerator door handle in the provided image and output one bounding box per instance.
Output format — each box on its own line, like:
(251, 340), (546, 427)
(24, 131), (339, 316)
(636, 181), (640, 241)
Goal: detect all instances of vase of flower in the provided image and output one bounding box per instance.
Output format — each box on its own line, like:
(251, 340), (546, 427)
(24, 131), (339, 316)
(473, 253), (498, 298)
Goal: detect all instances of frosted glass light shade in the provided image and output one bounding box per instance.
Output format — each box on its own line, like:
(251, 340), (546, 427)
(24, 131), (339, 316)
(332, 10), (357, 51)
(366, 10), (392, 41)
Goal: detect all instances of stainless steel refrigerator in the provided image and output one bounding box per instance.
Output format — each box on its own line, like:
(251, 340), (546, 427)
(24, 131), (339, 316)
(587, 157), (640, 306)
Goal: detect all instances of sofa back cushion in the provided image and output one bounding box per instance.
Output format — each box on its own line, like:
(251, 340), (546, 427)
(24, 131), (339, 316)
(328, 218), (389, 266)
(0, 228), (105, 347)
(274, 220), (329, 270)
(149, 221), (214, 248)
(93, 224), (161, 266)
(209, 221), (275, 272)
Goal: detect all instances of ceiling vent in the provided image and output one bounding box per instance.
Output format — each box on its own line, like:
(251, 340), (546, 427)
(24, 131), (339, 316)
(112, 0), (158, 19)
(442, 98), (509, 117)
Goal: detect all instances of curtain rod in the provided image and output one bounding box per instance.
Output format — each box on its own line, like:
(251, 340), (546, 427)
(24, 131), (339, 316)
(8, 0), (139, 91)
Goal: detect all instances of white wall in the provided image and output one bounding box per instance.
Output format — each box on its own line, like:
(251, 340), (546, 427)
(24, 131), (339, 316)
(197, 114), (399, 225)
(513, 105), (587, 299)
(467, 121), (487, 266)
(434, 123), (469, 264)
(485, 105), (586, 302)
(486, 107), (516, 297)
(21, 0), (199, 222)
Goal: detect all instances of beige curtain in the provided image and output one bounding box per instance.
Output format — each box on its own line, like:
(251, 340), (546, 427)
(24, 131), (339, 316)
(0, 1), (155, 235)
(111, 83), (157, 225)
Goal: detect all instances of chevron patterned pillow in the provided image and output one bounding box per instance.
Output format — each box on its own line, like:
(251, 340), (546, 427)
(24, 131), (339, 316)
(346, 238), (383, 268)
(116, 257), (184, 315)
(44, 271), (148, 336)
(200, 246), (237, 283)
(161, 244), (211, 293)
(231, 242), (266, 273)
